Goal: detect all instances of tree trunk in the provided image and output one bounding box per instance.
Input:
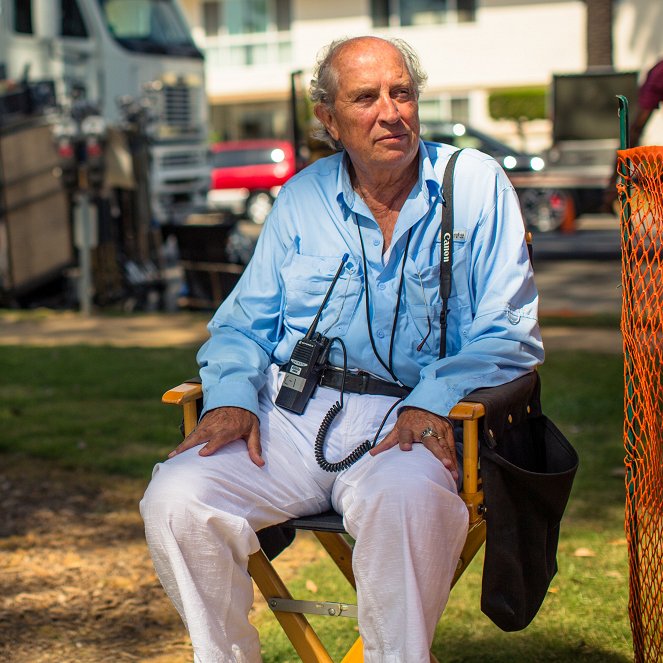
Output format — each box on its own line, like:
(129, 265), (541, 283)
(586, 0), (614, 69)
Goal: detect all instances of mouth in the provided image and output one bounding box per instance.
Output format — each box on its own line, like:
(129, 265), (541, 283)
(376, 133), (407, 143)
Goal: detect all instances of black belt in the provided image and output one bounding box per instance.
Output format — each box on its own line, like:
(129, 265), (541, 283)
(318, 367), (411, 398)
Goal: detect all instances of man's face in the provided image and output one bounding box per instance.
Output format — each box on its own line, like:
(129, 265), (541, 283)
(316, 39), (420, 177)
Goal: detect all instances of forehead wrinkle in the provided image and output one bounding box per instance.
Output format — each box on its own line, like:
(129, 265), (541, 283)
(336, 61), (412, 97)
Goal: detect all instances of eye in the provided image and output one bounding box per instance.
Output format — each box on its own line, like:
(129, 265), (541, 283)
(393, 88), (414, 101)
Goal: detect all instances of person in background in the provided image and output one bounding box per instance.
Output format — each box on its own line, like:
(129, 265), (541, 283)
(629, 59), (663, 147)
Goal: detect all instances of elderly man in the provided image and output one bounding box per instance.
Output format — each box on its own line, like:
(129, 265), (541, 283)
(141, 36), (543, 662)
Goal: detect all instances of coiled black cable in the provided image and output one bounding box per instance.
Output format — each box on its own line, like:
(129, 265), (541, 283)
(313, 337), (404, 472)
(314, 401), (373, 472)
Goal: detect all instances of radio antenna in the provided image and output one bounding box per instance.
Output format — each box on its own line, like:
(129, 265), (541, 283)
(305, 253), (349, 339)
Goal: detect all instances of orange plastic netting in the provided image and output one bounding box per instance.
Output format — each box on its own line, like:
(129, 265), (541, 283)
(617, 145), (663, 663)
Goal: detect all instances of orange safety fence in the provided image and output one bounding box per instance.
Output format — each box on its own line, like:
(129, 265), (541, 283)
(617, 145), (663, 663)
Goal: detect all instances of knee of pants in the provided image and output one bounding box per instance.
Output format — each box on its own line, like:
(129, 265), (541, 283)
(140, 460), (199, 534)
(140, 455), (253, 551)
(347, 454), (463, 530)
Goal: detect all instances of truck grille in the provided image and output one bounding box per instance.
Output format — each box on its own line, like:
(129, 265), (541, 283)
(155, 80), (201, 137)
(164, 84), (192, 127)
(160, 152), (204, 169)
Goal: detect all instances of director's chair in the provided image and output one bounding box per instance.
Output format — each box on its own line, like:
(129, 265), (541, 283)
(162, 371), (538, 662)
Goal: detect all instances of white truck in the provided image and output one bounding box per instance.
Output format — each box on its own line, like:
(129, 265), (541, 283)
(0, 0), (210, 224)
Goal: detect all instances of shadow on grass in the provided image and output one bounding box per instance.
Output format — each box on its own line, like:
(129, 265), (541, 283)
(0, 454), (145, 545)
(0, 454), (191, 663)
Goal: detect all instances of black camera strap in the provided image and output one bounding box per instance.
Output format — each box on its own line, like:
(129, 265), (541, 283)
(439, 148), (463, 359)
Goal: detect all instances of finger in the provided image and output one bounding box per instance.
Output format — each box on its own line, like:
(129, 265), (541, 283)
(246, 426), (264, 467)
(198, 431), (234, 457)
(369, 426), (399, 455)
(168, 426), (211, 458)
(370, 426), (414, 456)
(421, 434), (458, 480)
(398, 429), (417, 452)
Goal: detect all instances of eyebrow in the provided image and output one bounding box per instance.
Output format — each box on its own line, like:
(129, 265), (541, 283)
(347, 80), (414, 97)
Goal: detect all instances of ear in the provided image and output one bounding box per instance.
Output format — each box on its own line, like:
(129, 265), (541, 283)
(314, 103), (340, 142)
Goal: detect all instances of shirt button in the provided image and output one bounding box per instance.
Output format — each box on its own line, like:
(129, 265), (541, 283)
(373, 239), (380, 247)
(378, 283), (386, 290)
(376, 330), (385, 339)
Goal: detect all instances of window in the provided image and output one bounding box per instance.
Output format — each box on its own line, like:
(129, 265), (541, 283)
(13, 0), (33, 34)
(218, 0), (290, 35)
(98, 0), (200, 56)
(212, 146), (284, 168)
(274, 0), (290, 31)
(371, 0), (475, 27)
(402, 0), (449, 26)
(203, 1), (220, 36)
(62, 0), (89, 37)
(457, 0), (476, 22)
(13, 0), (89, 37)
(225, 0), (266, 35)
(204, 0), (292, 68)
(419, 96), (470, 124)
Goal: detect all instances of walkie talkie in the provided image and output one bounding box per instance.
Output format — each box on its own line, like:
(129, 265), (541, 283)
(275, 254), (349, 414)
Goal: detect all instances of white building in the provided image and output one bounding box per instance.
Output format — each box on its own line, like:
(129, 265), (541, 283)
(180, 0), (663, 152)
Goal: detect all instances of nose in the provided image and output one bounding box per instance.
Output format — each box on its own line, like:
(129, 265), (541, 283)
(377, 92), (400, 124)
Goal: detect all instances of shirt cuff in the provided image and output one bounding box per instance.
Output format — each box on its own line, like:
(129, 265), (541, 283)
(201, 380), (260, 419)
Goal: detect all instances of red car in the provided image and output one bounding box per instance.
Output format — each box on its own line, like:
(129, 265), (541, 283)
(207, 139), (297, 224)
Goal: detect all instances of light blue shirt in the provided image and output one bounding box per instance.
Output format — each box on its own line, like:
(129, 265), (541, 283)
(198, 141), (544, 419)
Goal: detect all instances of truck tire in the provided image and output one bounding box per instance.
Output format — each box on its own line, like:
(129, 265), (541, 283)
(246, 191), (274, 225)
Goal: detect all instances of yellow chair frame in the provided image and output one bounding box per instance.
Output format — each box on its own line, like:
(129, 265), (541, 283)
(162, 381), (487, 662)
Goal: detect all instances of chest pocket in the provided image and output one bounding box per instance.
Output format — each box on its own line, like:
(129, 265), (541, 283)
(281, 254), (362, 337)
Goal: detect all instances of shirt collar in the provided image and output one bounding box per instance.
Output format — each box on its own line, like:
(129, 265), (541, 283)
(336, 140), (441, 219)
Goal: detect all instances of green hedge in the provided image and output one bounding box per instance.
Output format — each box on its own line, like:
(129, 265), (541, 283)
(488, 87), (547, 121)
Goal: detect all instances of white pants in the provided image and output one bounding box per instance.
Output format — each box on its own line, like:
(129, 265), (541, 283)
(140, 367), (468, 663)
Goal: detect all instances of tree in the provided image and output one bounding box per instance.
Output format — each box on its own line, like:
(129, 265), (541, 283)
(488, 87), (547, 151)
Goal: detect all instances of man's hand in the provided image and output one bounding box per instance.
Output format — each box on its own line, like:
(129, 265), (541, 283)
(370, 406), (457, 481)
(168, 406), (264, 467)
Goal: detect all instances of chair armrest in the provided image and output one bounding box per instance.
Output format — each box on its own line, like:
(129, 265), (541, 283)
(162, 380), (203, 435)
(162, 380), (203, 406)
(448, 401), (485, 421)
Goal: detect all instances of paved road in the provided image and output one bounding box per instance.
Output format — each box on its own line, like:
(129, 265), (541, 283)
(536, 259), (621, 316)
(532, 214), (622, 317)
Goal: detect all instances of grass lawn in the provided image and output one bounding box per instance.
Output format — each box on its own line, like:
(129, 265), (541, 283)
(0, 344), (632, 662)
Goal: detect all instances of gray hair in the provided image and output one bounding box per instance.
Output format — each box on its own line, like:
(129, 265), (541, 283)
(309, 36), (428, 150)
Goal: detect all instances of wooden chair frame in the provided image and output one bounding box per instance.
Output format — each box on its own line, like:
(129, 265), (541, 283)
(162, 381), (487, 662)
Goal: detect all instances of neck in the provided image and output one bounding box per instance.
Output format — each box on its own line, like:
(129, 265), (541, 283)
(351, 159), (418, 214)
(351, 159), (419, 251)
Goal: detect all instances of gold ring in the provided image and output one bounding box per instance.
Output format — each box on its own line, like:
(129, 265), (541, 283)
(420, 427), (440, 441)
